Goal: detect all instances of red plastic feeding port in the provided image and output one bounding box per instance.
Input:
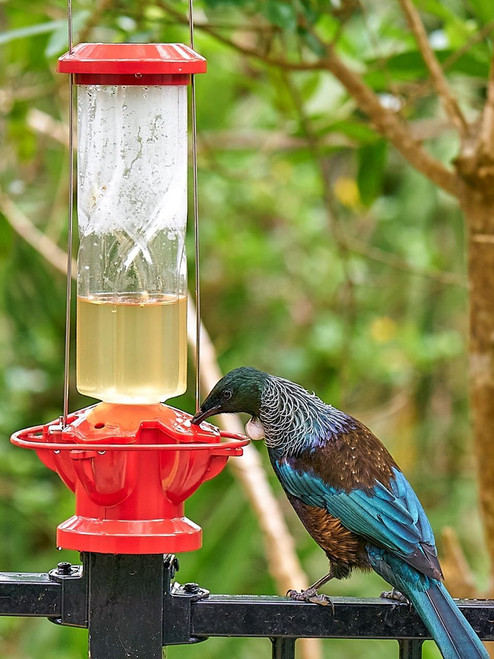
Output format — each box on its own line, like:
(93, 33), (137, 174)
(57, 43), (207, 85)
(11, 404), (248, 554)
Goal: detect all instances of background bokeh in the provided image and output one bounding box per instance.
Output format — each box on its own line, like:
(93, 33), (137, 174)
(1, 1), (491, 657)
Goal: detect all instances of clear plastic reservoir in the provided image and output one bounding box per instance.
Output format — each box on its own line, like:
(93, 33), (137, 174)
(75, 84), (188, 404)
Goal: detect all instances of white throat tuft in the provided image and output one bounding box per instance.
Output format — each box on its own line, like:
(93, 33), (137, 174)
(246, 417), (265, 440)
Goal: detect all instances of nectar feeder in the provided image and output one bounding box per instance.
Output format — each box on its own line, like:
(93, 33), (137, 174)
(10, 43), (248, 554)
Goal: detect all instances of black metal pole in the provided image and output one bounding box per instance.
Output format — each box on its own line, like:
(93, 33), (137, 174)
(398, 639), (423, 658)
(86, 553), (164, 659)
(271, 637), (296, 659)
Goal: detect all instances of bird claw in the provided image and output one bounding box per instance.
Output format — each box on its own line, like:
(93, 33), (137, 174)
(380, 588), (409, 604)
(287, 588), (335, 613)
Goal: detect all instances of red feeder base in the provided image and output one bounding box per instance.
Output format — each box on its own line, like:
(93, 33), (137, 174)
(57, 515), (202, 554)
(11, 403), (248, 554)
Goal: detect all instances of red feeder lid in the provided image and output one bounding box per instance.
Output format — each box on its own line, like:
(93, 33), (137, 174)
(58, 43), (207, 86)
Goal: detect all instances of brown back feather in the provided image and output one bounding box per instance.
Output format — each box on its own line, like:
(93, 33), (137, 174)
(294, 417), (398, 492)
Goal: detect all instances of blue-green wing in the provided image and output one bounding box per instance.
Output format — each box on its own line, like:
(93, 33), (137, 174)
(274, 458), (440, 579)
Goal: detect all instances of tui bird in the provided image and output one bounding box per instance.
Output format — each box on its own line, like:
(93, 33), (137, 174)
(192, 367), (488, 659)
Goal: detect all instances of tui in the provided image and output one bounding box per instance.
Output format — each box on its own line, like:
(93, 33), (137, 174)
(192, 366), (488, 659)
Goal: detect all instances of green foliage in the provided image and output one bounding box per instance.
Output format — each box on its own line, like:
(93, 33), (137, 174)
(1, 0), (488, 657)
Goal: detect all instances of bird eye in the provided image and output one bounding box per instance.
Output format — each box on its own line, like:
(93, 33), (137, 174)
(222, 389), (233, 401)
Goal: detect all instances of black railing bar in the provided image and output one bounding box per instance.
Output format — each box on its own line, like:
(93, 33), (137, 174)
(0, 573), (60, 617)
(190, 596), (494, 641)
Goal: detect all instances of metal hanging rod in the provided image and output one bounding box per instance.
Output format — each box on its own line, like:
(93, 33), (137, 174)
(62, 2), (203, 421)
(62, 0), (74, 427)
(189, 0), (202, 412)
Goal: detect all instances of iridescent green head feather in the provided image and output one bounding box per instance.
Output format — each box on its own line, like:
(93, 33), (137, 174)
(191, 367), (270, 425)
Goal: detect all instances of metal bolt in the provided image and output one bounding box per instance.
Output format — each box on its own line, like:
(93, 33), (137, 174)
(183, 582), (200, 594)
(57, 561), (72, 575)
(164, 554), (179, 578)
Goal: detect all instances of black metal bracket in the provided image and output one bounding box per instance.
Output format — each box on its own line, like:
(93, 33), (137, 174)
(163, 555), (210, 647)
(48, 561), (87, 627)
(0, 554), (493, 659)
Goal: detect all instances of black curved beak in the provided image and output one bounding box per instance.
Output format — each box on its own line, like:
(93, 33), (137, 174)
(191, 405), (221, 426)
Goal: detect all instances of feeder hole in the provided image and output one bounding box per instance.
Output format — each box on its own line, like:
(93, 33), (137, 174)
(94, 423), (105, 429)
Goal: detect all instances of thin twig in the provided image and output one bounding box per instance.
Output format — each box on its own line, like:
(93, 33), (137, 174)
(398, 0), (468, 137)
(346, 237), (466, 287)
(443, 20), (494, 73)
(78, 0), (115, 42)
(363, 15), (494, 119)
(0, 192), (76, 278)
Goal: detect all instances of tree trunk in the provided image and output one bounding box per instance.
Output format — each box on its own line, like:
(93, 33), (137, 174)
(458, 180), (494, 592)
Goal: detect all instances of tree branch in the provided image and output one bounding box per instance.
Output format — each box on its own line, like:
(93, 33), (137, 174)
(398, 0), (468, 137)
(323, 46), (459, 196)
(156, 0), (331, 71)
(0, 192), (76, 278)
(156, 0), (459, 196)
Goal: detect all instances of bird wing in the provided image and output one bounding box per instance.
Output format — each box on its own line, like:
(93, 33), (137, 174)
(274, 459), (442, 580)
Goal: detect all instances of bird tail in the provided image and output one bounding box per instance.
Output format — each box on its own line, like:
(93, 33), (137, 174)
(406, 581), (487, 659)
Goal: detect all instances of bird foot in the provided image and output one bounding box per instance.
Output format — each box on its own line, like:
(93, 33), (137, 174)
(287, 588), (334, 612)
(380, 588), (409, 604)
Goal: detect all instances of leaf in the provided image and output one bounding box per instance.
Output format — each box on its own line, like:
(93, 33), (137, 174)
(466, 0), (494, 24)
(298, 26), (327, 57)
(321, 119), (379, 144)
(364, 49), (489, 90)
(203, 0), (253, 6)
(357, 141), (388, 207)
(262, 0), (298, 30)
(419, 0), (475, 38)
(0, 20), (63, 46)
(44, 10), (90, 57)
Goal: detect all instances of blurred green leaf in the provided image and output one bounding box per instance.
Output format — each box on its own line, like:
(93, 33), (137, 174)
(466, 0), (494, 23)
(365, 49), (489, 89)
(44, 11), (91, 57)
(262, 0), (298, 30)
(298, 26), (328, 57)
(358, 141), (388, 206)
(0, 21), (63, 46)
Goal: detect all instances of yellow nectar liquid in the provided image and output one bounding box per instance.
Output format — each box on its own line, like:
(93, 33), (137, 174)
(76, 293), (187, 404)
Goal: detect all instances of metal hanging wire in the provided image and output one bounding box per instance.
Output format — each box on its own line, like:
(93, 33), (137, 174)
(62, 2), (203, 420)
(62, 0), (75, 427)
(188, 0), (202, 412)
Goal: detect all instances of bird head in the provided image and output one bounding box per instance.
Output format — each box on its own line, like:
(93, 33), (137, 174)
(191, 367), (269, 425)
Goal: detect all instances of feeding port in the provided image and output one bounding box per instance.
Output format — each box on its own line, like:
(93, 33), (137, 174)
(11, 404), (248, 554)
